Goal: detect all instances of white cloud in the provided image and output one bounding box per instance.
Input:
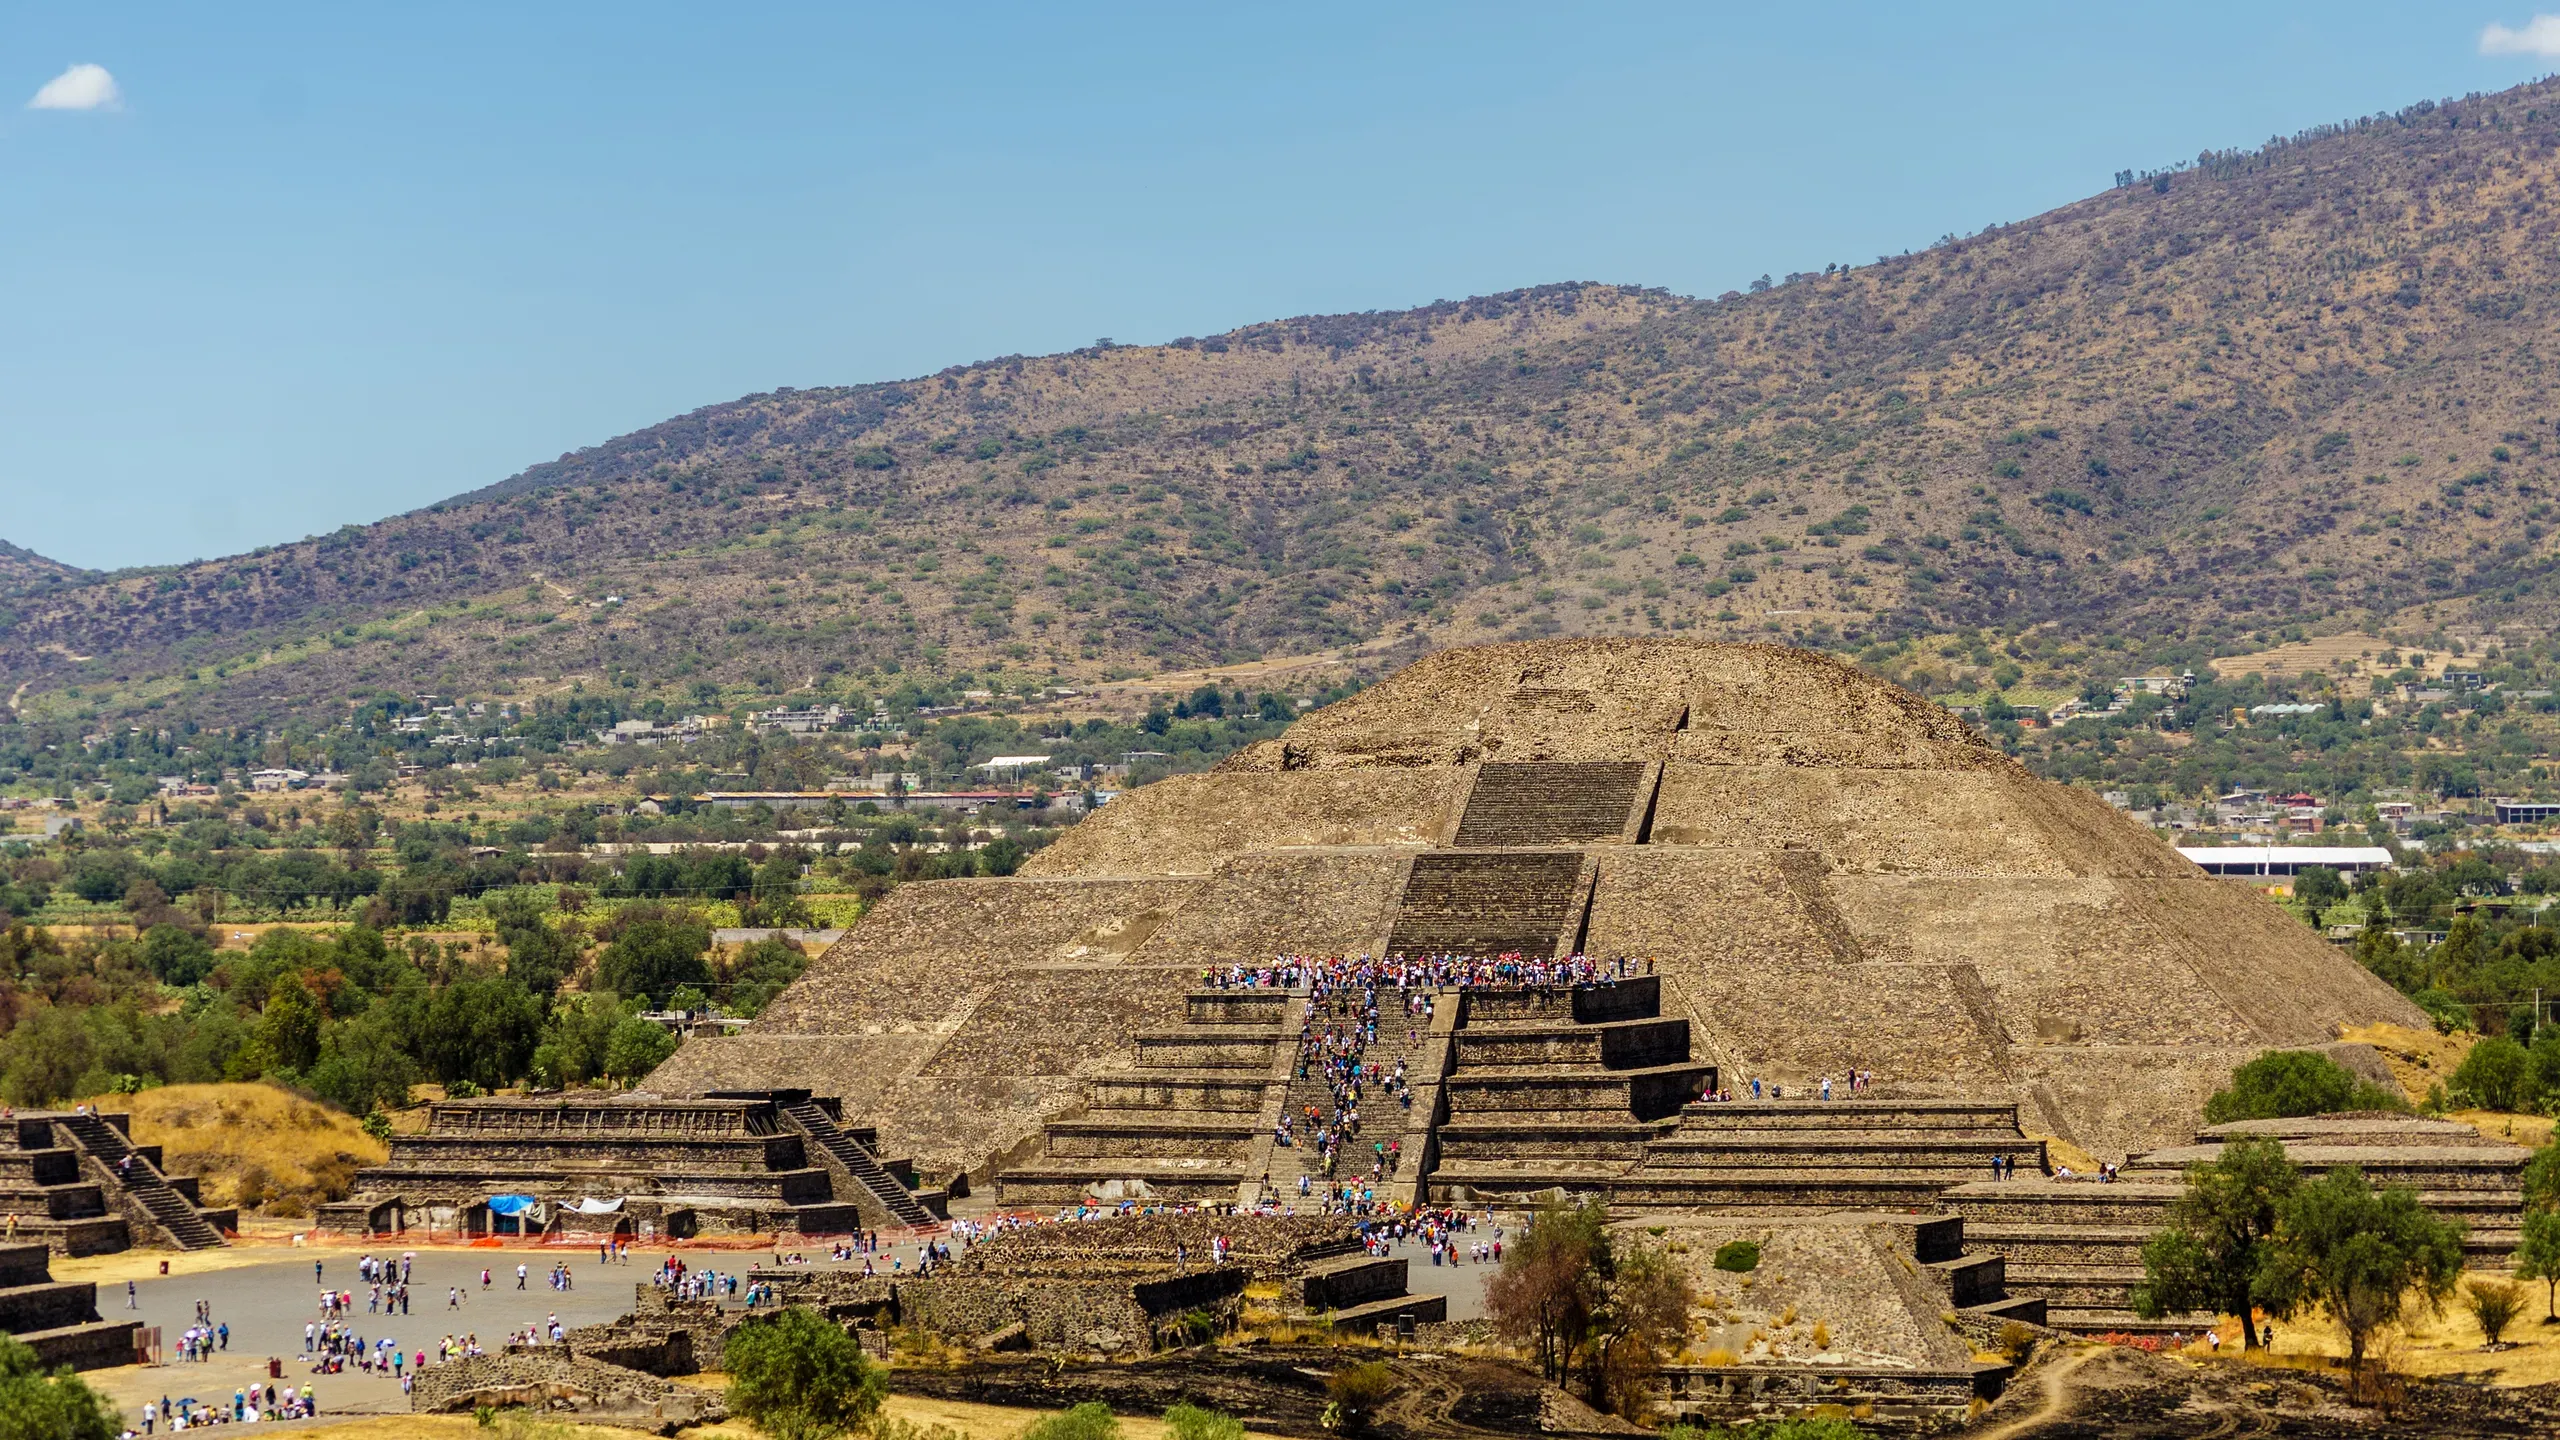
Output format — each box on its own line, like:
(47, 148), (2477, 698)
(27, 63), (119, 111)
(2483, 15), (2560, 56)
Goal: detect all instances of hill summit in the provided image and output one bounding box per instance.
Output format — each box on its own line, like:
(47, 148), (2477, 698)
(651, 637), (2422, 1187)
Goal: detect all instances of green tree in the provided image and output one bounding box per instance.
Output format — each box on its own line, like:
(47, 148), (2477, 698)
(140, 925), (216, 987)
(1485, 1197), (1606, 1383)
(2294, 865), (2347, 926)
(256, 974), (324, 1075)
(722, 1306), (884, 1440)
(603, 1016), (678, 1084)
(595, 907), (713, 1005)
(304, 1011), (422, 1116)
(2132, 1135), (2301, 1347)
(2513, 1210), (2560, 1322)
(2452, 1035), (2535, 1112)
(0, 1008), (94, 1108)
(2203, 1049), (2405, 1124)
(418, 976), (545, 1090)
(492, 892), (582, 997)
(2259, 1167), (2465, 1374)
(0, 1334), (118, 1440)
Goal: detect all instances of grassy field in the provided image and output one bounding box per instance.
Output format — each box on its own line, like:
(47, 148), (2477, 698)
(82, 1081), (388, 1218)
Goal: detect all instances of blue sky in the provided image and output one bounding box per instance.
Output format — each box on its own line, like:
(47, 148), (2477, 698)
(5, 4), (2557, 570)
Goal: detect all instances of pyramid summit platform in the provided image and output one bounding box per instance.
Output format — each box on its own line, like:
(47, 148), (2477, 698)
(649, 638), (2425, 1195)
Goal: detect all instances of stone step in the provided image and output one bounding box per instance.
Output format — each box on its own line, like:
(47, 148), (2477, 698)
(1460, 977), (1661, 1026)
(993, 1159), (1247, 1205)
(1638, 1136), (2043, 1171)
(1962, 1295), (2049, 1326)
(1444, 1062), (1714, 1122)
(1297, 1253), (1408, 1311)
(2044, 1308), (2218, 1337)
(1385, 850), (1587, 959)
(1041, 1116), (1260, 1161)
(1455, 1016), (1691, 1071)
(0, 1218), (129, 1257)
(1087, 1074), (1270, 1112)
(1451, 762), (1649, 847)
(0, 1279), (107, 1333)
(16, 1318), (138, 1372)
(2002, 1264), (2150, 1310)
(0, 1182), (111, 1220)
(1184, 991), (1293, 1026)
(1672, 1100), (2026, 1131)
(1920, 1253), (2007, 1307)
(2124, 1146), (2525, 1191)
(1311, 1290), (1450, 1333)
(1434, 1119), (1666, 1164)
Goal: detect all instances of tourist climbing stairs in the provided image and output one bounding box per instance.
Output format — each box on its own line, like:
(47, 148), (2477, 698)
(1451, 761), (1651, 846)
(777, 1101), (942, 1228)
(1271, 990), (1440, 1198)
(56, 1113), (225, 1250)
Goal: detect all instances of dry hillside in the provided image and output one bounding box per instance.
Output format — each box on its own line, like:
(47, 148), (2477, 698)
(18, 80), (2560, 723)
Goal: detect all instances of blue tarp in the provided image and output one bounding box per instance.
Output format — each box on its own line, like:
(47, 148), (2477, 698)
(485, 1195), (539, 1216)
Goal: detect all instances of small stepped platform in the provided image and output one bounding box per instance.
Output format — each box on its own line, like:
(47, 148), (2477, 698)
(1385, 851), (1588, 959)
(1087, 1074), (1268, 1112)
(1038, 1114), (1261, 1160)
(1463, 976), (1662, 1025)
(1451, 761), (1648, 847)
(0, 1244), (133, 1371)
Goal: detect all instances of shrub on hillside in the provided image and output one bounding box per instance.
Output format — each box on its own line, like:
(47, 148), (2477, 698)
(2451, 1035), (2535, 1113)
(2203, 1050), (2406, 1124)
(1710, 1239), (1762, 1273)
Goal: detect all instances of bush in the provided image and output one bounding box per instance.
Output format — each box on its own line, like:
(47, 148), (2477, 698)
(1323, 1361), (1397, 1432)
(2413, 988), (2474, 1034)
(2465, 1278), (2527, 1348)
(0, 1335), (119, 1440)
(1164, 1405), (1244, 1440)
(723, 1306), (884, 1440)
(1996, 1320), (2039, 1364)
(1019, 1403), (1121, 1440)
(1711, 1239), (1761, 1273)
(2202, 1050), (2406, 1124)
(2452, 1036), (2535, 1113)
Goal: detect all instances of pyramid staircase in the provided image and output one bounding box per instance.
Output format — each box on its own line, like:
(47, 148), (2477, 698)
(1425, 976), (1714, 1201)
(1385, 851), (1592, 959)
(0, 1242), (138, 1370)
(56, 1112), (229, 1250)
(1451, 762), (1650, 846)
(774, 1096), (947, 1229)
(997, 990), (1289, 1204)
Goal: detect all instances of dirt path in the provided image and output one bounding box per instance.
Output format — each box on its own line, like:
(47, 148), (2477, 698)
(1968, 1344), (2098, 1440)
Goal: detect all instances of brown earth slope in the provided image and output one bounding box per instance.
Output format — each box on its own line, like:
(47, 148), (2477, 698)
(19, 80), (2560, 724)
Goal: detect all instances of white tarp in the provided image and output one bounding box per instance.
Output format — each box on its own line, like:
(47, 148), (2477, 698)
(567, 1197), (625, 1214)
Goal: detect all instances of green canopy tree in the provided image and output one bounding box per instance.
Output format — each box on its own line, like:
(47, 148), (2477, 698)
(2260, 1167), (2465, 1375)
(722, 1305), (884, 1440)
(2203, 1050), (2404, 1125)
(2514, 1210), (2560, 1323)
(0, 1334), (119, 1440)
(2133, 1135), (2301, 1346)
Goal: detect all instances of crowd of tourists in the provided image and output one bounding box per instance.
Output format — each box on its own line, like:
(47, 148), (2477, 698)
(1205, 951), (1651, 994)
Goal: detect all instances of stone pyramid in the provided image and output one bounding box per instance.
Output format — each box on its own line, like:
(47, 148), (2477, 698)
(652, 638), (2423, 1181)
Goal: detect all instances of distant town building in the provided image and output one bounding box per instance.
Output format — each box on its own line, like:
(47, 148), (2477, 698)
(2178, 845), (2393, 879)
(2494, 799), (2560, 825)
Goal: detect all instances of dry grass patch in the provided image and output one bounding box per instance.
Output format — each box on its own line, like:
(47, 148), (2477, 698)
(84, 1081), (387, 1217)
(2337, 1021), (2474, 1103)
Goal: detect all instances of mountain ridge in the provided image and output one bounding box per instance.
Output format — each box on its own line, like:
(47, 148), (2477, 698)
(16, 77), (2560, 724)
